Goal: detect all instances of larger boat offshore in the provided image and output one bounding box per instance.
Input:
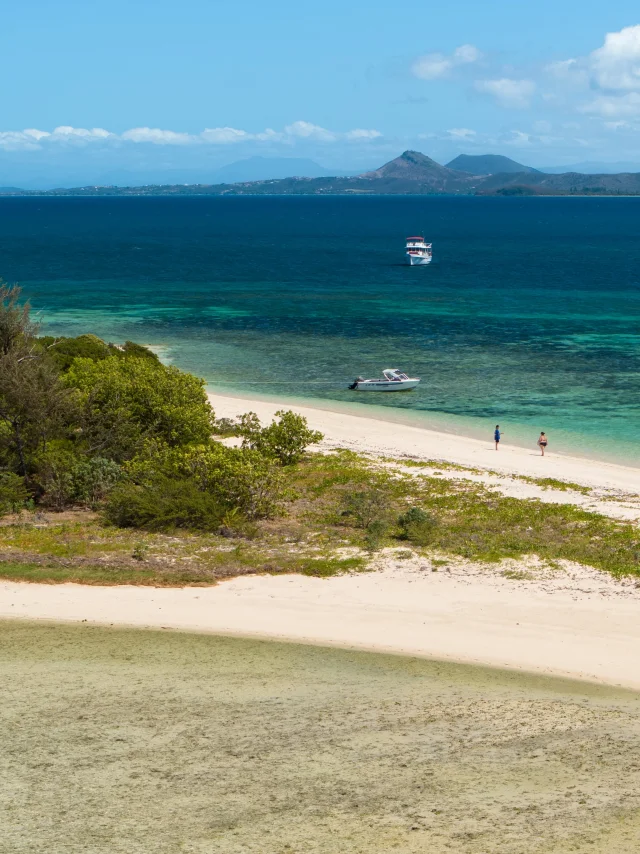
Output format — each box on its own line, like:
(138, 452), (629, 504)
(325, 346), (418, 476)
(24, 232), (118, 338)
(406, 235), (433, 265)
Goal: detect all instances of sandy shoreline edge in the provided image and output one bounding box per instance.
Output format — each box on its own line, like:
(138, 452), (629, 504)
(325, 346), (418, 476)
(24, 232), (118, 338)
(2, 561), (640, 690)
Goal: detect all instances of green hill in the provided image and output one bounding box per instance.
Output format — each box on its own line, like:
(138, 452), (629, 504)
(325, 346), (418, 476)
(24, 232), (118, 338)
(446, 154), (539, 175)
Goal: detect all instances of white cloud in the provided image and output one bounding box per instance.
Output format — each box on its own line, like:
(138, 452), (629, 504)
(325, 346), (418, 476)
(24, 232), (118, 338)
(284, 120), (337, 141)
(579, 92), (640, 118)
(200, 127), (250, 143)
(447, 127), (476, 139)
(453, 44), (482, 64)
(546, 26), (640, 118)
(121, 127), (194, 144)
(255, 128), (284, 141)
(50, 126), (112, 139)
(503, 130), (533, 146)
(0, 121), (383, 150)
(590, 25), (640, 91)
(345, 128), (382, 140)
(24, 128), (51, 141)
(0, 131), (42, 150)
(0, 126), (114, 149)
(412, 43), (481, 80)
(474, 78), (535, 108)
(412, 54), (453, 80)
(545, 58), (589, 88)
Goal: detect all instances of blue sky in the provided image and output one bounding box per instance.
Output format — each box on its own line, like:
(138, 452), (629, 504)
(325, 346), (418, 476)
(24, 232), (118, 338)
(4, 0), (640, 185)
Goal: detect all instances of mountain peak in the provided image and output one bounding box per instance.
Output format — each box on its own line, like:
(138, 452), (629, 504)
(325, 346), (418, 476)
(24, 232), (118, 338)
(364, 150), (450, 179)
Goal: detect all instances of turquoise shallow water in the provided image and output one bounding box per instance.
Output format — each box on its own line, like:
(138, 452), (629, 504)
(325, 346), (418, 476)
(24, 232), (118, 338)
(1, 195), (639, 464)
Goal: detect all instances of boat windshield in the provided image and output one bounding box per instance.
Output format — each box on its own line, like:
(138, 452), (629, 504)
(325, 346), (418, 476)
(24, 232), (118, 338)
(383, 370), (409, 381)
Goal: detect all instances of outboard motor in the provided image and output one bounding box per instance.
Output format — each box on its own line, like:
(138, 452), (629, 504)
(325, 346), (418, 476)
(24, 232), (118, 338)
(348, 376), (364, 390)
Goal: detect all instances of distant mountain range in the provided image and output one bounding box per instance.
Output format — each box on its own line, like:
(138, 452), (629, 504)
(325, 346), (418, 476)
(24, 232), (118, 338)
(211, 156), (361, 183)
(4, 150), (640, 196)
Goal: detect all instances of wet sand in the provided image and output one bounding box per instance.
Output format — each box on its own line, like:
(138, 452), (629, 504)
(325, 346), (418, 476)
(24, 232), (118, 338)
(2, 620), (640, 854)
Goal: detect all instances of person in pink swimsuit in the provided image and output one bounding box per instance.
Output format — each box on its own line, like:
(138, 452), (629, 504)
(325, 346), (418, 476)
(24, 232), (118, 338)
(537, 432), (548, 456)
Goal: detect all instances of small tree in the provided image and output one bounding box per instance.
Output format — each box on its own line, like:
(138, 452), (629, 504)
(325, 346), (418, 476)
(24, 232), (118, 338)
(398, 507), (437, 546)
(0, 472), (30, 515)
(0, 282), (38, 356)
(0, 283), (76, 478)
(239, 409), (323, 465)
(341, 488), (390, 529)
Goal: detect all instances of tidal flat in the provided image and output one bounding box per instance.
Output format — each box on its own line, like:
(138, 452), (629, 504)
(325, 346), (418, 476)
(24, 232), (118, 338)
(2, 621), (640, 854)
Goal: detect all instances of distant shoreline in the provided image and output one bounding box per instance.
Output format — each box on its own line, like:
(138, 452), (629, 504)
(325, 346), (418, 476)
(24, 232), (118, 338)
(4, 191), (640, 199)
(6, 148), (640, 197)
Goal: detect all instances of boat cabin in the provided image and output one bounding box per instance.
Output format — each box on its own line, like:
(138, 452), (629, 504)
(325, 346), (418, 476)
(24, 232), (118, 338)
(405, 236), (432, 257)
(382, 368), (409, 382)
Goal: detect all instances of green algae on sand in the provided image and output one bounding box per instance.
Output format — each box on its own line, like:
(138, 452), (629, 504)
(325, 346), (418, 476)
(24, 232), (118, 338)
(1, 620), (640, 854)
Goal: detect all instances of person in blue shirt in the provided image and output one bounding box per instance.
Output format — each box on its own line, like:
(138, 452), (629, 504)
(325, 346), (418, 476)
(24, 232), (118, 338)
(494, 424), (501, 450)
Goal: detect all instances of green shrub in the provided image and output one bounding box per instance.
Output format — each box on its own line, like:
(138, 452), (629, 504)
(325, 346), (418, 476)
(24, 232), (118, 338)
(127, 441), (288, 520)
(33, 446), (77, 509)
(132, 542), (149, 561)
(121, 341), (159, 362)
(34, 447), (122, 509)
(104, 477), (227, 532)
(70, 457), (122, 508)
(364, 519), (388, 552)
(218, 507), (258, 539)
(398, 506), (437, 546)
(40, 334), (113, 372)
(341, 488), (391, 529)
(239, 409), (323, 465)
(0, 472), (30, 515)
(65, 356), (215, 460)
(40, 335), (160, 372)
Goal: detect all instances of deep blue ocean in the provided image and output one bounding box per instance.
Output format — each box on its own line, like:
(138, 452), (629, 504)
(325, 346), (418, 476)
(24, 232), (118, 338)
(1, 195), (639, 464)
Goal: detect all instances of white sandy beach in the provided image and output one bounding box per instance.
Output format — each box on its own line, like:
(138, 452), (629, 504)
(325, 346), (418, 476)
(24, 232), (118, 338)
(1, 392), (639, 689)
(209, 391), (640, 494)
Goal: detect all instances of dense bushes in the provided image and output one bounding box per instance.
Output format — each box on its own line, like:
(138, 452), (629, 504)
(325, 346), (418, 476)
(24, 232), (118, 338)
(0, 282), (323, 527)
(104, 477), (227, 532)
(34, 447), (122, 509)
(125, 441), (288, 520)
(40, 334), (160, 373)
(65, 356), (215, 459)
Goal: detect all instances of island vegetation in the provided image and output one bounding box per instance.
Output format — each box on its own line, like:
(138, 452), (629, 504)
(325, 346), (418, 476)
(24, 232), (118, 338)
(1, 282), (640, 585)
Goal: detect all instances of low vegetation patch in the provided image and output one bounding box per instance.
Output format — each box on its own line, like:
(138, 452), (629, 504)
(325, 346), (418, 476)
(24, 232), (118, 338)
(516, 475), (592, 495)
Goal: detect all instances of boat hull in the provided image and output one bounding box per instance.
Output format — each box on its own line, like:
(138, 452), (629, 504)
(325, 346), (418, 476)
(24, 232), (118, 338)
(407, 253), (432, 266)
(353, 379), (420, 392)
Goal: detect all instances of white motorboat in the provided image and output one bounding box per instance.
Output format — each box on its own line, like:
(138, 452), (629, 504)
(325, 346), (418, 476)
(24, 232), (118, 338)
(349, 368), (420, 392)
(406, 235), (432, 265)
